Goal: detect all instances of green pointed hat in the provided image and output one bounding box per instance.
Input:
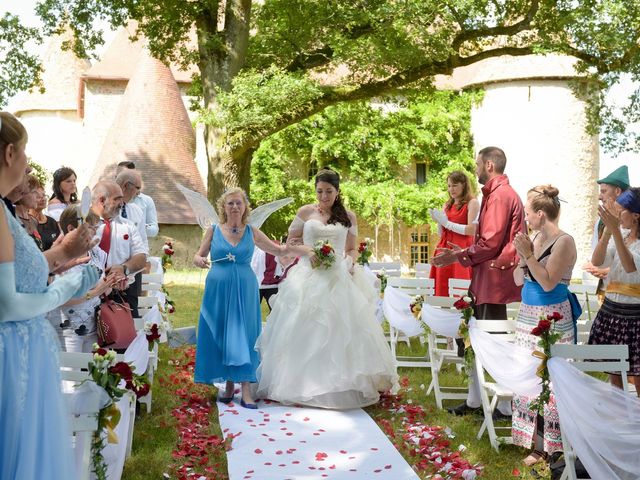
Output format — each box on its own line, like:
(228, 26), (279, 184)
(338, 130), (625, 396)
(597, 165), (630, 190)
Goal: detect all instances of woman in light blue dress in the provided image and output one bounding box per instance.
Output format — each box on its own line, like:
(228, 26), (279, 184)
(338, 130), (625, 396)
(0, 112), (97, 479)
(193, 187), (308, 408)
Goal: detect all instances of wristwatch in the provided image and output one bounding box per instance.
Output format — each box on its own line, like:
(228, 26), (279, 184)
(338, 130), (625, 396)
(121, 264), (129, 275)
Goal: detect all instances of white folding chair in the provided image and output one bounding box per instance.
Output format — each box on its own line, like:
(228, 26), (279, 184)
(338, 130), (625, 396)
(569, 283), (600, 321)
(64, 391), (100, 480)
(474, 319), (517, 451)
(423, 296), (468, 408)
(59, 351), (137, 459)
(141, 272), (163, 293)
(550, 343), (630, 480)
(368, 261), (402, 277)
(448, 278), (471, 298)
(132, 315), (159, 414)
(414, 262), (431, 278)
(385, 277), (434, 367)
(136, 295), (160, 318)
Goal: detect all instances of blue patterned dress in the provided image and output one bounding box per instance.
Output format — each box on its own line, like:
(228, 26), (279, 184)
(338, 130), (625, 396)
(0, 203), (75, 479)
(194, 226), (261, 384)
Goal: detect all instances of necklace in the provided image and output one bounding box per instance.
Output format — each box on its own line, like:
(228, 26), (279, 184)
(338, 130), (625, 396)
(226, 224), (242, 234)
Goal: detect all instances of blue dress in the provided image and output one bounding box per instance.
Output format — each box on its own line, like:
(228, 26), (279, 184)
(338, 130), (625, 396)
(194, 226), (261, 384)
(0, 204), (75, 479)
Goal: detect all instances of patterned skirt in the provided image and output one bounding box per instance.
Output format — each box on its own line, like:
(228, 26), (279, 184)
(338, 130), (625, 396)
(588, 297), (640, 376)
(512, 300), (574, 454)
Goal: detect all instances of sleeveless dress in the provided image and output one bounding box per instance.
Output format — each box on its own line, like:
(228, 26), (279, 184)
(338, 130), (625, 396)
(194, 226), (261, 384)
(0, 203), (75, 479)
(429, 203), (473, 296)
(256, 219), (398, 409)
(512, 234), (576, 454)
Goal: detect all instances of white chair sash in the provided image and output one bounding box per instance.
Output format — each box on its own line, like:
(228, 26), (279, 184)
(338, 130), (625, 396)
(420, 304), (462, 338)
(68, 381), (111, 415)
(124, 330), (150, 375)
(382, 285), (423, 337)
(468, 319), (542, 397)
(548, 357), (640, 480)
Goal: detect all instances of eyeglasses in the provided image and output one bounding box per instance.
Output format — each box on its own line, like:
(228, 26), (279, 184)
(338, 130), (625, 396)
(127, 182), (142, 191)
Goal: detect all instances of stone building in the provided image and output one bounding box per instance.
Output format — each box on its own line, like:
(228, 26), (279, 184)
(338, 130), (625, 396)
(10, 27), (602, 273)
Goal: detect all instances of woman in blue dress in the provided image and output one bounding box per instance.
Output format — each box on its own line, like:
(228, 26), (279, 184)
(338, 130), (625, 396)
(0, 112), (98, 479)
(193, 187), (309, 408)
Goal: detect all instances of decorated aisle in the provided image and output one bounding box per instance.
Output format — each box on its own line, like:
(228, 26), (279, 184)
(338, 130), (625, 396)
(218, 400), (419, 479)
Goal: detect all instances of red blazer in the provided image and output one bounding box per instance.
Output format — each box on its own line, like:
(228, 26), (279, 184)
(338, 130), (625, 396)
(456, 175), (526, 305)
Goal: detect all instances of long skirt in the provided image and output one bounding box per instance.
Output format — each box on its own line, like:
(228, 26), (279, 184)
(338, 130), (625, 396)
(512, 301), (574, 454)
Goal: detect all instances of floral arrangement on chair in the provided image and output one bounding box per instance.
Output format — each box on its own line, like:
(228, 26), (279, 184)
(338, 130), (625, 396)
(356, 237), (374, 266)
(454, 296), (475, 372)
(144, 319), (170, 351)
(529, 311), (564, 415)
(161, 241), (175, 272)
(312, 239), (336, 269)
(376, 269), (388, 298)
(409, 294), (424, 320)
(88, 345), (151, 479)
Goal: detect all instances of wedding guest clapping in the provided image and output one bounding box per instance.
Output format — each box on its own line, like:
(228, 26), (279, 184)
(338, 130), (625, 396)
(429, 170), (479, 296)
(46, 166), (77, 221)
(588, 187), (640, 396)
(512, 185), (578, 465)
(0, 111), (98, 479)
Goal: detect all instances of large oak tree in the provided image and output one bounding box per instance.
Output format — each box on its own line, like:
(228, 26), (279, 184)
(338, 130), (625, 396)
(4, 1), (640, 199)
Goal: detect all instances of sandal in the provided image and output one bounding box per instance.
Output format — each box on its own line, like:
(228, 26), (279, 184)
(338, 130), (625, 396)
(523, 450), (547, 467)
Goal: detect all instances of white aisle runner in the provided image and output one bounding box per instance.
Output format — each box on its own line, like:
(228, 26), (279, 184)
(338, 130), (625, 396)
(218, 400), (420, 480)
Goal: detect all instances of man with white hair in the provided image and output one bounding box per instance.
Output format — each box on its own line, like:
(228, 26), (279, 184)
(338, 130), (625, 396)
(115, 169), (148, 249)
(116, 161), (159, 239)
(92, 180), (147, 318)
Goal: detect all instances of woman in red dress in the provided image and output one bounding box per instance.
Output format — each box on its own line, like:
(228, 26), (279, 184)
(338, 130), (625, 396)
(429, 171), (479, 296)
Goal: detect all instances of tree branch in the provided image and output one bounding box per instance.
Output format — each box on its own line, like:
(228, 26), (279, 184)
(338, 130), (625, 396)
(452, 0), (539, 50)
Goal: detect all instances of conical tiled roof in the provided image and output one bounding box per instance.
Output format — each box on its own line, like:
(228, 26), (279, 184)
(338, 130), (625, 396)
(84, 21), (197, 83)
(12, 27), (91, 114)
(91, 49), (206, 224)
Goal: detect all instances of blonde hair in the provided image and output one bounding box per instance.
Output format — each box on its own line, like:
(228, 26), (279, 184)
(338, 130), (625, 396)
(216, 187), (251, 224)
(0, 112), (28, 164)
(528, 184), (561, 221)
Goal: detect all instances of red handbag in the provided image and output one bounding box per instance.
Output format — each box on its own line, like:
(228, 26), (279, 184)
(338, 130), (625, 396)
(96, 293), (137, 349)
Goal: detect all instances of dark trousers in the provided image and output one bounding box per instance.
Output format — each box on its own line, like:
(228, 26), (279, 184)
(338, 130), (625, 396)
(260, 287), (278, 312)
(474, 303), (507, 320)
(123, 272), (142, 318)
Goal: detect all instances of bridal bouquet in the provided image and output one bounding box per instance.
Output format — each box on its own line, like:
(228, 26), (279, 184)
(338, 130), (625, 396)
(357, 237), (374, 266)
(313, 239), (336, 269)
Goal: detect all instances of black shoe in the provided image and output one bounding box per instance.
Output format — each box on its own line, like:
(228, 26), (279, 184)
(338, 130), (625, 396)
(492, 409), (512, 422)
(447, 402), (481, 416)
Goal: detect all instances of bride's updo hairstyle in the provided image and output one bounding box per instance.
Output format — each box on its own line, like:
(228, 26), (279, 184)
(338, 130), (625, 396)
(315, 168), (352, 228)
(528, 184), (561, 221)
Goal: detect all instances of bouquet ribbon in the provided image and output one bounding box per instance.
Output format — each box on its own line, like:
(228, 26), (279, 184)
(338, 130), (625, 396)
(532, 350), (548, 378)
(104, 403), (121, 444)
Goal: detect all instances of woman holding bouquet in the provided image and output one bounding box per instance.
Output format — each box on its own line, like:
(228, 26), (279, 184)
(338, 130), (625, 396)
(512, 185), (578, 465)
(429, 171), (479, 296)
(256, 168), (398, 409)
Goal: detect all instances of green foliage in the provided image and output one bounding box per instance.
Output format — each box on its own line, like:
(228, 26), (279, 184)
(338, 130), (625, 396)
(28, 161), (51, 187)
(0, 13), (43, 107)
(251, 90), (478, 237)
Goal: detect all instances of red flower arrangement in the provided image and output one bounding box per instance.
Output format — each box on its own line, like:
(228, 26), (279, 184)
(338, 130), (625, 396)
(356, 237), (374, 266)
(455, 296), (475, 372)
(162, 241), (175, 272)
(312, 239), (336, 269)
(530, 312), (564, 415)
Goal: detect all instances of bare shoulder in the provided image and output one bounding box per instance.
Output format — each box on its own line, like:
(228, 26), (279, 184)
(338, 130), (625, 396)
(297, 204), (315, 219)
(468, 198), (480, 208)
(49, 198), (62, 205)
(347, 210), (357, 224)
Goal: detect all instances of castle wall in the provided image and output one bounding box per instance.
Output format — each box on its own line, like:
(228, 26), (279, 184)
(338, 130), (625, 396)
(471, 80), (599, 275)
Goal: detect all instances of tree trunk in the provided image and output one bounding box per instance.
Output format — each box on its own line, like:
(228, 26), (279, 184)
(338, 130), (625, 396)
(196, 0), (252, 202)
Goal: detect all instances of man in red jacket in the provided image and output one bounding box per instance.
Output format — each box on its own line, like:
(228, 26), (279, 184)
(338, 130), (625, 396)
(433, 146), (526, 415)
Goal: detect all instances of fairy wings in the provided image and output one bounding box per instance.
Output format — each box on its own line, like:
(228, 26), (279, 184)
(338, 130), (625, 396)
(175, 183), (293, 230)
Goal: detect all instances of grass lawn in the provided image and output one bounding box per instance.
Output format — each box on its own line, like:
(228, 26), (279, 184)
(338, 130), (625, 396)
(122, 269), (551, 479)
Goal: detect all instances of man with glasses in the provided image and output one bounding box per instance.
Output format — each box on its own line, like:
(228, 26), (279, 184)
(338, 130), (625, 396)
(115, 169), (148, 249)
(116, 161), (159, 240)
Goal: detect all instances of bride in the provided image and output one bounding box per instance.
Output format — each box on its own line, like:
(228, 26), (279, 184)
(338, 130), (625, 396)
(256, 168), (398, 409)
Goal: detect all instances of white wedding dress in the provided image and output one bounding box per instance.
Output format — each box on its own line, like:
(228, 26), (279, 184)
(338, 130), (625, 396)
(256, 219), (398, 409)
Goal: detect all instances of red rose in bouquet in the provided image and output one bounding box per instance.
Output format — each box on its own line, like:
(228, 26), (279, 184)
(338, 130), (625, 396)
(313, 239), (336, 269)
(356, 238), (374, 266)
(109, 361), (134, 381)
(547, 311), (563, 321)
(453, 297), (471, 310)
(146, 323), (161, 343)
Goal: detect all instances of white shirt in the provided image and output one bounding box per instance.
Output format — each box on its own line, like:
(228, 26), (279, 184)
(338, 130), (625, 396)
(96, 216), (148, 268)
(601, 235), (640, 304)
(132, 193), (159, 238)
(121, 202), (148, 249)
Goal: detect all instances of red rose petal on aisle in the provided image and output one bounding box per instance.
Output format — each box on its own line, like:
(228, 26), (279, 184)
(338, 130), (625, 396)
(254, 449), (262, 454)
(512, 468), (521, 476)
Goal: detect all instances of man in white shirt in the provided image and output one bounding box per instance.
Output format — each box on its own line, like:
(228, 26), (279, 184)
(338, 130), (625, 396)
(91, 181), (148, 317)
(115, 169), (148, 249)
(116, 161), (159, 239)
